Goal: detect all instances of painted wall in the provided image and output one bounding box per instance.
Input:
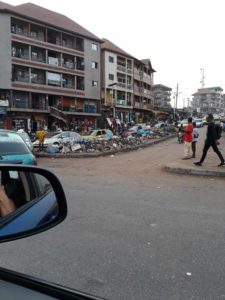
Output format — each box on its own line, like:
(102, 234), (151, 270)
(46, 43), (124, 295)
(84, 39), (101, 100)
(0, 13), (11, 89)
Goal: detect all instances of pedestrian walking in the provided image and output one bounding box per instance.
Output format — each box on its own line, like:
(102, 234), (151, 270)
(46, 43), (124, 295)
(182, 117), (193, 159)
(191, 121), (199, 158)
(194, 113), (225, 167)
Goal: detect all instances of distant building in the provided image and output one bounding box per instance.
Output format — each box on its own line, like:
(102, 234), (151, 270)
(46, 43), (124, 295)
(192, 87), (225, 115)
(153, 84), (172, 109)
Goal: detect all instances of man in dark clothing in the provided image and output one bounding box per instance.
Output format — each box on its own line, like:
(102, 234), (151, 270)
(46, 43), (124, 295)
(194, 113), (225, 167)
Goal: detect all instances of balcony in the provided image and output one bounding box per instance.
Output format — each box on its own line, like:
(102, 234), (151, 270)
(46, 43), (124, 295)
(117, 65), (126, 73)
(75, 37), (84, 52)
(31, 70), (45, 85)
(30, 24), (45, 41)
(11, 25), (29, 37)
(62, 34), (74, 49)
(62, 76), (75, 89)
(116, 99), (126, 106)
(117, 82), (126, 89)
(76, 57), (85, 70)
(12, 45), (29, 60)
(31, 47), (46, 63)
(48, 80), (61, 87)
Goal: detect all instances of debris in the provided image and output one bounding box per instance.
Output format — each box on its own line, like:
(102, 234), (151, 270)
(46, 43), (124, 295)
(150, 223), (157, 227)
(186, 272), (192, 276)
(110, 155), (115, 158)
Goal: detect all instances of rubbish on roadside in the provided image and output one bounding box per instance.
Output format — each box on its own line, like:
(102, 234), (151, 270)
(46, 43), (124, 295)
(71, 144), (81, 152)
(110, 155), (115, 158)
(186, 272), (192, 276)
(35, 131), (175, 155)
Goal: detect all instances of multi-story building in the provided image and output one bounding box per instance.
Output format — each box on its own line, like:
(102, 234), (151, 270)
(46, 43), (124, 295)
(192, 87), (224, 116)
(0, 1), (102, 131)
(153, 84), (172, 109)
(133, 59), (155, 123)
(101, 39), (155, 125)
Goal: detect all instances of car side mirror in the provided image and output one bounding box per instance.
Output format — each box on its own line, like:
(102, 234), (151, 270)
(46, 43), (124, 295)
(0, 165), (67, 242)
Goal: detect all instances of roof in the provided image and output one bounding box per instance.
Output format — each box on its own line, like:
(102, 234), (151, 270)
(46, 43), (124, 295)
(101, 38), (135, 59)
(101, 38), (156, 72)
(153, 84), (172, 91)
(141, 59), (156, 72)
(193, 86), (224, 96)
(0, 1), (101, 41)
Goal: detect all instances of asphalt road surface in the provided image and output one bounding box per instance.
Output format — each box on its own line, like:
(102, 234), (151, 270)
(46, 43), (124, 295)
(1, 131), (225, 300)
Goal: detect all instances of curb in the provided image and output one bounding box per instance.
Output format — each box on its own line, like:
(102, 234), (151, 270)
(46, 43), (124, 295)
(165, 163), (225, 177)
(35, 134), (176, 159)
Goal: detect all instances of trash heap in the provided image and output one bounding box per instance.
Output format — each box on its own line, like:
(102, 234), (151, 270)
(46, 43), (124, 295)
(45, 129), (175, 154)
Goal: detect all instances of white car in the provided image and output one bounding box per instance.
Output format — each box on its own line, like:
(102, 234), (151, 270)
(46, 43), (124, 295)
(154, 122), (166, 128)
(193, 118), (203, 128)
(33, 131), (81, 148)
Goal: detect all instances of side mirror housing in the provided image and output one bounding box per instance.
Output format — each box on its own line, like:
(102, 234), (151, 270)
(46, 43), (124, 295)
(0, 165), (67, 242)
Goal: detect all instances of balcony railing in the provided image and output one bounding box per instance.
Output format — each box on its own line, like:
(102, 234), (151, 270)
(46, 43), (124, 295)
(117, 65), (126, 73)
(15, 75), (29, 83)
(63, 62), (75, 69)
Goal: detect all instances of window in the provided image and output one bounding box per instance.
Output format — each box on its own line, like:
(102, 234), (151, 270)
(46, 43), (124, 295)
(92, 81), (98, 87)
(92, 62), (98, 69)
(92, 43), (98, 51)
(109, 74), (114, 80)
(109, 56), (114, 63)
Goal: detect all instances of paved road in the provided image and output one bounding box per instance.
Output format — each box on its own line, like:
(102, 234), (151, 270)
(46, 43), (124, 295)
(1, 130), (225, 299)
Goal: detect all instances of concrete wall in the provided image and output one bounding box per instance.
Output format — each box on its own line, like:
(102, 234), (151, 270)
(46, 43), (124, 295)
(84, 39), (101, 100)
(0, 13), (11, 89)
(104, 51), (117, 87)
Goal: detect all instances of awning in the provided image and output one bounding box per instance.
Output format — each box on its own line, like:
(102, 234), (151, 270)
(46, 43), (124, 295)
(152, 110), (169, 116)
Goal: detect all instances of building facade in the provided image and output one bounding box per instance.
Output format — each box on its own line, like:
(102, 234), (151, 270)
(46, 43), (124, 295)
(153, 84), (172, 109)
(101, 39), (155, 125)
(192, 87), (225, 116)
(133, 59), (155, 123)
(0, 2), (102, 131)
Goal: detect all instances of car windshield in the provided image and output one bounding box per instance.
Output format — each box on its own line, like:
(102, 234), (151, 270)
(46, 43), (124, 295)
(0, 132), (30, 155)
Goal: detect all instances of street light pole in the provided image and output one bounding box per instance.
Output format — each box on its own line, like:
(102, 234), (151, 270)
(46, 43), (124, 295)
(108, 82), (117, 118)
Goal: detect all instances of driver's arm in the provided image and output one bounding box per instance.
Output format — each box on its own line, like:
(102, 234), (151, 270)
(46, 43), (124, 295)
(0, 185), (16, 217)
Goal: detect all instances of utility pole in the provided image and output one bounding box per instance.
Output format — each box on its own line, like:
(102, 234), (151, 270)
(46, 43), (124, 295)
(200, 68), (205, 88)
(175, 83), (179, 109)
(173, 83), (179, 120)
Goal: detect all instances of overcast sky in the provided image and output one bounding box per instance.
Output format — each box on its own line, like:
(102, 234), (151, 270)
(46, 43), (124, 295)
(4, 0), (225, 107)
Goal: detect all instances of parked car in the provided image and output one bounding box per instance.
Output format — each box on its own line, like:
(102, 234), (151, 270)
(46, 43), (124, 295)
(33, 131), (81, 149)
(154, 122), (166, 128)
(17, 129), (33, 151)
(0, 164), (101, 299)
(193, 118), (203, 128)
(81, 129), (113, 140)
(0, 130), (36, 165)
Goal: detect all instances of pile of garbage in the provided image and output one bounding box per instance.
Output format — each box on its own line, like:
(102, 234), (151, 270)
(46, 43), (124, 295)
(45, 130), (175, 155)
